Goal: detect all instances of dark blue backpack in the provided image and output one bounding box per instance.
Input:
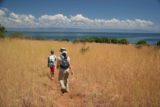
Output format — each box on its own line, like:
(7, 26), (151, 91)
(60, 56), (70, 69)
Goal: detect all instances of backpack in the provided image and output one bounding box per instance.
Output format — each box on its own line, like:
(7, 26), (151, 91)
(48, 55), (56, 67)
(60, 56), (70, 69)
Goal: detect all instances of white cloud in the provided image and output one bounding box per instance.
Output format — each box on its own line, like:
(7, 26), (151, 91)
(38, 14), (70, 27)
(70, 14), (93, 26)
(0, 8), (155, 30)
(0, 9), (5, 16)
(38, 14), (153, 29)
(0, 9), (6, 26)
(7, 12), (36, 27)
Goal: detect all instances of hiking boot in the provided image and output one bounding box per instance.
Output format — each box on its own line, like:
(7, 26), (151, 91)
(66, 88), (69, 93)
(61, 88), (67, 93)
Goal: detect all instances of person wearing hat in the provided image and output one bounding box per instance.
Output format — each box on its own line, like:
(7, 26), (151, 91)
(57, 48), (73, 93)
(48, 49), (56, 80)
(59, 48), (66, 53)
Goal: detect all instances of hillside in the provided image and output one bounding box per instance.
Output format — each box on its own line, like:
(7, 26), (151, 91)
(0, 39), (160, 107)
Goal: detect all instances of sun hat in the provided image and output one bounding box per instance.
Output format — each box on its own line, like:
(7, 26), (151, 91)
(60, 48), (66, 53)
(62, 50), (67, 54)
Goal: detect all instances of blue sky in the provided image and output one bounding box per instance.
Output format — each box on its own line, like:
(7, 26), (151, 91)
(0, 0), (160, 32)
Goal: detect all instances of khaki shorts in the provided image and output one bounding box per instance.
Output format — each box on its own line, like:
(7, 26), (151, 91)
(58, 68), (70, 81)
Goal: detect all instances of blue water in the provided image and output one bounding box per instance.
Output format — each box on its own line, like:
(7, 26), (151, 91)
(7, 31), (160, 44)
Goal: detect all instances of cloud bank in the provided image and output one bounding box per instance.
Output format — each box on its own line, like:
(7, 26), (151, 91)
(0, 8), (154, 30)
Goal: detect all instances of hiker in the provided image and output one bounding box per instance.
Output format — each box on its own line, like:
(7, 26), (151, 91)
(48, 49), (56, 80)
(57, 48), (73, 93)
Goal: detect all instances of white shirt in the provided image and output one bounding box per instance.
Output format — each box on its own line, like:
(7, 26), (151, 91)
(48, 55), (56, 65)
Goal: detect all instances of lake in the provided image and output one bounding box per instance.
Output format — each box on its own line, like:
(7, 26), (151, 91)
(6, 31), (160, 44)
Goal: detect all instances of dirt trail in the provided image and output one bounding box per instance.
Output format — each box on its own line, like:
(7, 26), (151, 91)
(46, 73), (83, 107)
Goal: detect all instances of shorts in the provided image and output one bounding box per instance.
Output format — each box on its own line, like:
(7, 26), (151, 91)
(50, 65), (55, 73)
(58, 68), (69, 81)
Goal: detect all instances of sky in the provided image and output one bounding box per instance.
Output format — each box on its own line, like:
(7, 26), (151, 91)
(0, 0), (160, 32)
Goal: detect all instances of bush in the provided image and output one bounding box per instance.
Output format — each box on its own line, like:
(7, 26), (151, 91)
(156, 40), (160, 46)
(60, 38), (69, 42)
(0, 24), (6, 38)
(119, 38), (129, 44)
(103, 37), (111, 43)
(85, 37), (96, 42)
(33, 37), (48, 40)
(111, 38), (119, 44)
(80, 46), (89, 54)
(83, 36), (129, 44)
(73, 38), (85, 43)
(136, 40), (148, 45)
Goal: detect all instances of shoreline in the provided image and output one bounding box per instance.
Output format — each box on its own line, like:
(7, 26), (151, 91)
(1, 37), (159, 47)
(5, 31), (160, 45)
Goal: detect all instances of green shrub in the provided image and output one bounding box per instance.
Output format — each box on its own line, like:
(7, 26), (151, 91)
(83, 36), (129, 44)
(94, 37), (101, 43)
(33, 37), (48, 40)
(85, 37), (95, 42)
(103, 37), (111, 43)
(0, 24), (6, 38)
(80, 46), (89, 54)
(61, 38), (69, 42)
(111, 38), (119, 44)
(119, 38), (129, 44)
(156, 40), (160, 46)
(136, 40), (148, 45)
(73, 38), (85, 43)
(97, 37), (110, 43)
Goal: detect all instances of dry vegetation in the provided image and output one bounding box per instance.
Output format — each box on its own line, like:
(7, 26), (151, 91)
(0, 38), (160, 107)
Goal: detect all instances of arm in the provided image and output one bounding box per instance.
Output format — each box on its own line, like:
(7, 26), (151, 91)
(48, 57), (50, 67)
(69, 64), (73, 75)
(68, 57), (73, 75)
(56, 57), (60, 69)
(54, 56), (57, 70)
(54, 55), (57, 61)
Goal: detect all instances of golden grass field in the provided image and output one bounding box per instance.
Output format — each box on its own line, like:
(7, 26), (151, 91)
(0, 38), (160, 107)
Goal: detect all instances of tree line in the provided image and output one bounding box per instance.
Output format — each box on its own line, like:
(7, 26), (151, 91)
(74, 36), (129, 44)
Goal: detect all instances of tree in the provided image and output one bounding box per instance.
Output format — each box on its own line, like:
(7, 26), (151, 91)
(156, 40), (160, 46)
(0, 24), (6, 38)
(136, 40), (148, 45)
(111, 38), (119, 44)
(119, 39), (129, 44)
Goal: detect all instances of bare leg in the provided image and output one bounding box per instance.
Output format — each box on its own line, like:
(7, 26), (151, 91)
(64, 71), (69, 92)
(50, 72), (54, 80)
(59, 70), (67, 93)
(60, 80), (66, 89)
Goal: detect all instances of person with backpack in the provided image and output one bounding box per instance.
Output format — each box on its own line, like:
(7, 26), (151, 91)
(57, 48), (73, 93)
(48, 49), (56, 80)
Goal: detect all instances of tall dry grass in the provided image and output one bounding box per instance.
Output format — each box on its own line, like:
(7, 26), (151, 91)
(0, 38), (160, 107)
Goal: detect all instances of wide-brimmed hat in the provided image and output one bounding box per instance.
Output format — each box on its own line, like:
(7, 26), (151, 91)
(60, 48), (66, 52)
(62, 50), (67, 54)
